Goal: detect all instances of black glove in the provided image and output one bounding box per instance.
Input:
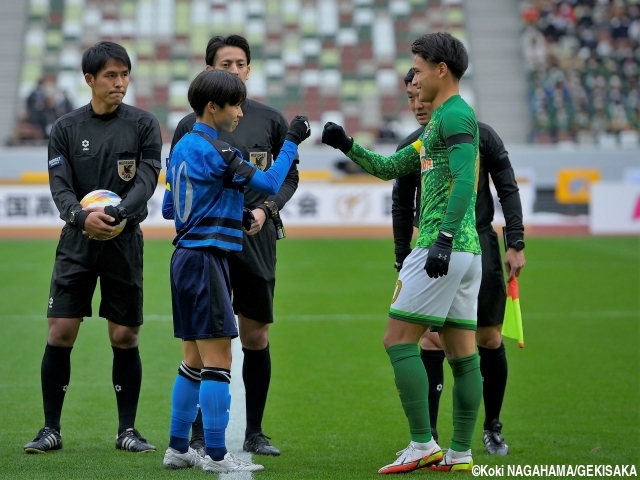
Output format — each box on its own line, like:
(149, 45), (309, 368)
(424, 232), (454, 278)
(242, 207), (255, 231)
(285, 115), (311, 145)
(104, 205), (126, 226)
(322, 122), (354, 153)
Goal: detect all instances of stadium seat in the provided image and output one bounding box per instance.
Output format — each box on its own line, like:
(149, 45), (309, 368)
(14, 0), (475, 144)
(522, 1), (639, 145)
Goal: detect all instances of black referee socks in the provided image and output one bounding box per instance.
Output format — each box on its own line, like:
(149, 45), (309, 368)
(42, 343), (73, 432)
(112, 345), (142, 435)
(478, 342), (508, 430)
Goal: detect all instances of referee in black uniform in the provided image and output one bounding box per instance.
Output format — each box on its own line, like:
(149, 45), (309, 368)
(392, 70), (526, 455)
(24, 42), (162, 454)
(171, 34), (297, 457)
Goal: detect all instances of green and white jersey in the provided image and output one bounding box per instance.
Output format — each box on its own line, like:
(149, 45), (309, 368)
(347, 94), (481, 254)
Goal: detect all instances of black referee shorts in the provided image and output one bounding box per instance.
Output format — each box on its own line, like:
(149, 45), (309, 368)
(477, 228), (507, 328)
(47, 224), (144, 327)
(228, 219), (276, 324)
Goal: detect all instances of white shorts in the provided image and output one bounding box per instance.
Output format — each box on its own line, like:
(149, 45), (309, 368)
(389, 247), (482, 330)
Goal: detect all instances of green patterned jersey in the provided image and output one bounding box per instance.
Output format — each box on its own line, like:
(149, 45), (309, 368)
(347, 94), (480, 253)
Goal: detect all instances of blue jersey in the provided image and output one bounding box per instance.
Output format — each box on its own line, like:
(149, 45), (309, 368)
(163, 122), (298, 251)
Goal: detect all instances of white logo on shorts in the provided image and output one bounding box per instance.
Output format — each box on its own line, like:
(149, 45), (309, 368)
(48, 297), (53, 308)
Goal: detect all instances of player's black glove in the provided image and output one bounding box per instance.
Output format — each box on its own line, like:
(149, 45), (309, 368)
(285, 115), (311, 145)
(242, 207), (255, 231)
(322, 122), (354, 153)
(424, 232), (454, 278)
(104, 205), (127, 226)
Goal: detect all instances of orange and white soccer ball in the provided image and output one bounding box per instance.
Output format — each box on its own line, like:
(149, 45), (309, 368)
(79, 189), (127, 240)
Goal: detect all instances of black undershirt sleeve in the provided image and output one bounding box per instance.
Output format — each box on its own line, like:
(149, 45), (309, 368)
(483, 125), (524, 244)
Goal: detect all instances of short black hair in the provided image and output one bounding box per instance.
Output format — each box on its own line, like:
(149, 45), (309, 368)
(188, 70), (247, 117)
(411, 32), (468, 81)
(404, 68), (415, 86)
(81, 41), (131, 77)
(205, 34), (251, 67)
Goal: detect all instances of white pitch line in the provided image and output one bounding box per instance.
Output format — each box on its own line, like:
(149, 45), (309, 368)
(218, 336), (254, 480)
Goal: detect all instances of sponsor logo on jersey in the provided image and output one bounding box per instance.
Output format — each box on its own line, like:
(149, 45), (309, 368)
(420, 156), (434, 173)
(117, 160), (136, 181)
(82, 139), (89, 151)
(48, 156), (64, 169)
(249, 151), (268, 170)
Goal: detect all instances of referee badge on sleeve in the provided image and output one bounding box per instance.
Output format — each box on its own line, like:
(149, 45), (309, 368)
(117, 160), (136, 181)
(249, 151), (268, 171)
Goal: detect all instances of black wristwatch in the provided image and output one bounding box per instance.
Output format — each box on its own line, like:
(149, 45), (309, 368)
(69, 208), (82, 226)
(115, 204), (128, 220)
(263, 200), (278, 218)
(509, 239), (525, 251)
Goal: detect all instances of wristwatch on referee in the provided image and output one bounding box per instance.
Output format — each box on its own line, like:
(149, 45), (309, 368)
(114, 204), (128, 221)
(69, 208), (82, 226)
(508, 239), (525, 251)
(263, 200), (278, 218)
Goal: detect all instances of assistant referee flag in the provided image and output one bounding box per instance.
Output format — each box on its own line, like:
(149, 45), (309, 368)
(503, 278), (524, 348)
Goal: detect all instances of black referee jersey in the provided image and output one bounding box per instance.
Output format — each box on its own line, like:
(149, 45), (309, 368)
(171, 99), (299, 212)
(48, 103), (163, 228)
(392, 121), (524, 259)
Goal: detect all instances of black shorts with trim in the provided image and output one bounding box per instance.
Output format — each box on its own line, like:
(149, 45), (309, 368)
(170, 247), (238, 340)
(228, 219), (276, 324)
(477, 228), (507, 327)
(47, 224), (144, 327)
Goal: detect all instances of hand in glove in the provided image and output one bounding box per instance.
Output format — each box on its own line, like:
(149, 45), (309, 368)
(321, 122), (354, 153)
(424, 232), (454, 278)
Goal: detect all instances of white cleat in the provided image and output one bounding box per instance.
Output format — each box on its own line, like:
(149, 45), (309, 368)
(200, 452), (265, 473)
(378, 441), (443, 474)
(163, 447), (202, 469)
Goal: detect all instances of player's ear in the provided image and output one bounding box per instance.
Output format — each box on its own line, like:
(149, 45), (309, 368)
(84, 73), (94, 88)
(245, 64), (251, 81)
(438, 62), (448, 78)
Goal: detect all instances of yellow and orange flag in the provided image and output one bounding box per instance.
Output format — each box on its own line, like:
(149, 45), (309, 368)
(502, 278), (524, 348)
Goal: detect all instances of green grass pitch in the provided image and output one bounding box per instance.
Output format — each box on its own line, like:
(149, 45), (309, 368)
(0, 236), (638, 479)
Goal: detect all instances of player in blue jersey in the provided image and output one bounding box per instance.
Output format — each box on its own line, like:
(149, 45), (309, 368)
(160, 69), (310, 473)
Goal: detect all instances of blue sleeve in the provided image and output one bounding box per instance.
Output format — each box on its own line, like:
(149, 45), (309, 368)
(162, 186), (174, 219)
(244, 140), (298, 195)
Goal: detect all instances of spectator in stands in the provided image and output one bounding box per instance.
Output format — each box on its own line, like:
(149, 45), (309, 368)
(56, 91), (74, 118)
(522, 0), (639, 145)
(25, 78), (49, 139)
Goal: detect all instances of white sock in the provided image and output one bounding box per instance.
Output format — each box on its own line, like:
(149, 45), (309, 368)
(446, 448), (471, 459)
(410, 438), (437, 451)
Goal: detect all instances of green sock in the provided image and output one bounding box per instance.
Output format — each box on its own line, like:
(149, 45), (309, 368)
(449, 353), (482, 452)
(386, 343), (432, 443)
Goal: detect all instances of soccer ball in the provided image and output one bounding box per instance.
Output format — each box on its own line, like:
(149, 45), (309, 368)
(79, 189), (127, 240)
